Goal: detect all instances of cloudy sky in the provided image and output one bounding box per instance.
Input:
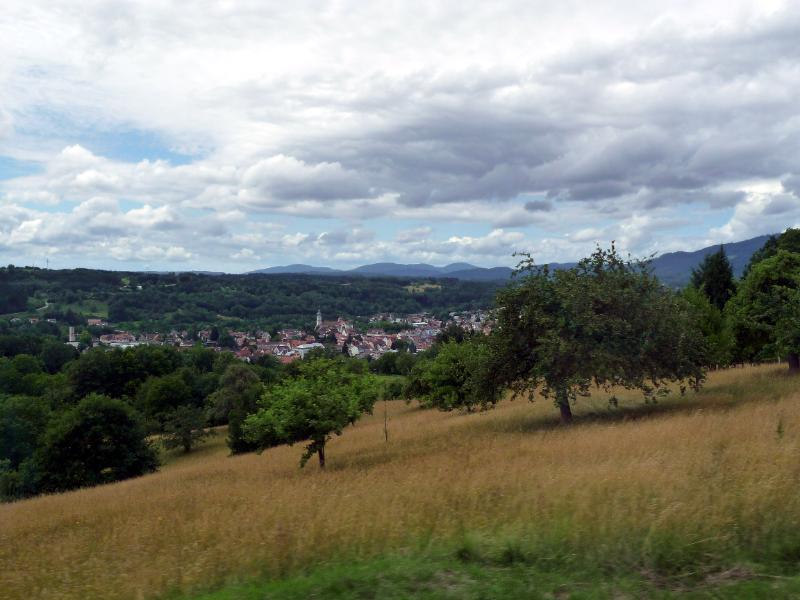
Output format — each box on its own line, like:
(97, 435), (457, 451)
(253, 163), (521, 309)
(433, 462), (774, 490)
(1, 1), (799, 272)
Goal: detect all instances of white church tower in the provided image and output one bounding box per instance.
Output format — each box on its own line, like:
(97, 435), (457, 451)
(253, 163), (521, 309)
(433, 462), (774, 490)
(316, 309), (322, 330)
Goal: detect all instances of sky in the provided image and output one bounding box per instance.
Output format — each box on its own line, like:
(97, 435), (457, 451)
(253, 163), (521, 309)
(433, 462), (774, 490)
(1, 1), (799, 272)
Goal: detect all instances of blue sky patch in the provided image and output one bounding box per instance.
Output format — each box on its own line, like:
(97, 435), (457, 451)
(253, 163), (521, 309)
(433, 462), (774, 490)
(0, 156), (42, 180)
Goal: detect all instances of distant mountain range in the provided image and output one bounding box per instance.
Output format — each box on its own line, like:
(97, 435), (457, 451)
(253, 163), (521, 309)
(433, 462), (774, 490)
(248, 234), (774, 286)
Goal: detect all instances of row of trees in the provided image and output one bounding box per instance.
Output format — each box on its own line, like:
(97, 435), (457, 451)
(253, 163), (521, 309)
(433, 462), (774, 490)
(0, 342), (281, 500)
(684, 228), (800, 369)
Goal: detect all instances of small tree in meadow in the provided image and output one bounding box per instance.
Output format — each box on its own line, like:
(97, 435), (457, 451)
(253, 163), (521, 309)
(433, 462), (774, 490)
(491, 245), (707, 423)
(161, 405), (212, 453)
(206, 363), (263, 454)
(410, 339), (500, 412)
(243, 358), (379, 468)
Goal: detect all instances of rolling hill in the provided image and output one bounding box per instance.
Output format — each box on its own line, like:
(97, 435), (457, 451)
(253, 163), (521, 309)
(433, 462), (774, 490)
(249, 234), (774, 286)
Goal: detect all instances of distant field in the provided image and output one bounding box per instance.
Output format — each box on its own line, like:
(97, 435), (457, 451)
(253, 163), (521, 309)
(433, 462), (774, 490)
(61, 300), (109, 319)
(405, 282), (443, 293)
(3, 365), (800, 599)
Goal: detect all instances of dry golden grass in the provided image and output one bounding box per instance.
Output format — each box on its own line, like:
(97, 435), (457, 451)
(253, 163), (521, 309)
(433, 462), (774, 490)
(2, 365), (800, 600)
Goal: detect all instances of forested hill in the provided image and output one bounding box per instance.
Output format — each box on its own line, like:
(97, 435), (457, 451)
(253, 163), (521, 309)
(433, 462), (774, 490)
(250, 234), (774, 286)
(0, 267), (501, 330)
(0, 233), (773, 329)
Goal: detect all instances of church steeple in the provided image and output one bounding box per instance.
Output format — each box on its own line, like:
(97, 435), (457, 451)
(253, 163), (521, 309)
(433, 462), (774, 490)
(316, 308), (322, 330)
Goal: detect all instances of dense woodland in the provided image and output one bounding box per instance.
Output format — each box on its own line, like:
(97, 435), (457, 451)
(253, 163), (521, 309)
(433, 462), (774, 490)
(0, 268), (500, 331)
(2, 230), (800, 500)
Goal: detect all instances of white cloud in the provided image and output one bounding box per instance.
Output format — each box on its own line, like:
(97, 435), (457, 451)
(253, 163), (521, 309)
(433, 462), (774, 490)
(1, 1), (799, 269)
(712, 185), (800, 241)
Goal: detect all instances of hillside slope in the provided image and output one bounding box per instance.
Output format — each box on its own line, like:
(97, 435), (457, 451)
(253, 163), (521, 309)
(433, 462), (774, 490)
(3, 366), (800, 600)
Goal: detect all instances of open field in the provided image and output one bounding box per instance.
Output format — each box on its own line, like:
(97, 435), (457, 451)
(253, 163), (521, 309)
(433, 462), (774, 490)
(3, 365), (800, 599)
(404, 282), (443, 293)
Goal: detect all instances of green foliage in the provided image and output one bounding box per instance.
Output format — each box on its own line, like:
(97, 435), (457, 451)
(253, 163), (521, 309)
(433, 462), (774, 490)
(436, 322), (470, 344)
(743, 228), (800, 276)
(390, 338), (416, 353)
(161, 405), (212, 453)
(690, 246), (735, 310)
(40, 339), (79, 374)
(1, 266), (500, 331)
(369, 349), (416, 376)
(206, 363), (264, 454)
(0, 332), (47, 357)
(779, 228), (800, 255)
(78, 331), (92, 350)
(492, 245), (707, 421)
(185, 344), (216, 373)
(727, 250), (800, 365)
(0, 395), (51, 470)
(244, 358), (379, 467)
(250, 353), (283, 384)
(137, 372), (195, 428)
(409, 339), (500, 412)
(381, 376), (405, 400)
(187, 546), (800, 600)
(681, 286), (734, 366)
(35, 394), (158, 494)
(217, 329), (237, 349)
(11, 353), (42, 375)
(68, 345), (183, 399)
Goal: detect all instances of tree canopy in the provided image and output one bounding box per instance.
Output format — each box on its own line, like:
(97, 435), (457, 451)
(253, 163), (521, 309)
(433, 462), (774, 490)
(36, 394), (158, 493)
(244, 358), (380, 467)
(727, 250), (800, 370)
(743, 228), (800, 276)
(491, 246), (706, 422)
(406, 339), (499, 412)
(207, 363), (264, 453)
(690, 246), (735, 310)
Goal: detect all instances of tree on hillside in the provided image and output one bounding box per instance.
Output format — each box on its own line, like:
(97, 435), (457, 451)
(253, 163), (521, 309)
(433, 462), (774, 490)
(136, 372), (194, 429)
(681, 286), (734, 367)
(161, 405), (212, 453)
(744, 229), (800, 276)
(690, 246), (735, 310)
(727, 250), (800, 370)
(36, 394), (158, 493)
(491, 245), (707, 423)
(217, 330), (237, 349)
(39, 339), (78, 374)
(243, 358), (379, 468)
(436, 323), (469, 344)
(780, 229), (800, 253)
(409, 338), (500, 412)
(369, 348), (416, 376)
(206, 363), (263, 454)
(0, 395), (51, 500)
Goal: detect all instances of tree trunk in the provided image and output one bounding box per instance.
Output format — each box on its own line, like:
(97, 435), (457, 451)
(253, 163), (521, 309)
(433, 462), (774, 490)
(559, 402), (573, 423)
(384, 399), (389, 443)
(556, 388), (572, 424)
(789, 352), (800, 373)
(317, 443), (326, 468)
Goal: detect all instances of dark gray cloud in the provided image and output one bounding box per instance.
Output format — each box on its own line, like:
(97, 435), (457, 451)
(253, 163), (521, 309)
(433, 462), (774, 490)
(267, 9), (800, 218)
(524, 199), (554, 212)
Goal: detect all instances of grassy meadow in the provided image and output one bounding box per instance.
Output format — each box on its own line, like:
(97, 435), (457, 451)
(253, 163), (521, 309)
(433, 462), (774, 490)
(3, 365), (800, 599)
